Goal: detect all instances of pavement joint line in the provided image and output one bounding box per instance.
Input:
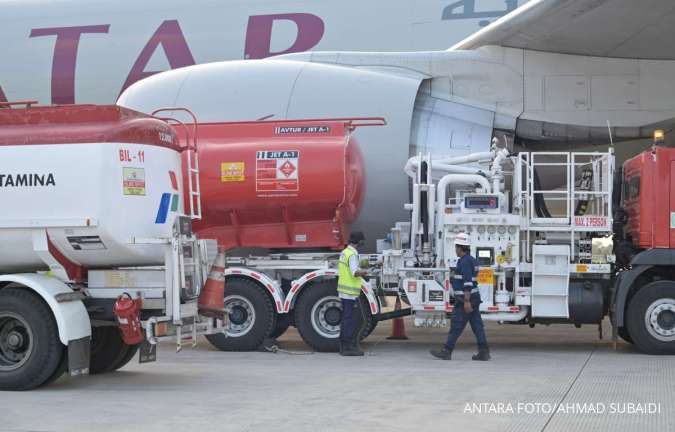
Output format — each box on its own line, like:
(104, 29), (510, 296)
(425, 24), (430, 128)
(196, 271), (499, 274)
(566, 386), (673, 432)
(539, 344), (598, 432)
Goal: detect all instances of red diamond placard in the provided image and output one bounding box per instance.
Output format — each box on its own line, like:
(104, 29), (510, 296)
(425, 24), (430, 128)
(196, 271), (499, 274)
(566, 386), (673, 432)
(279, 160), (296, 177)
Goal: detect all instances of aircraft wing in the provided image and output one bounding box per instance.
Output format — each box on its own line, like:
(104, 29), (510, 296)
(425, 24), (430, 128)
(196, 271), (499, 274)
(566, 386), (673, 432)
(452, 0), (675, 60)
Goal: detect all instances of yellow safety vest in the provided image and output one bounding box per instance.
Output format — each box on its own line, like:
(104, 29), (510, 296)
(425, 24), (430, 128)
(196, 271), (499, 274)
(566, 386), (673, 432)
(337, 247), (363, 297)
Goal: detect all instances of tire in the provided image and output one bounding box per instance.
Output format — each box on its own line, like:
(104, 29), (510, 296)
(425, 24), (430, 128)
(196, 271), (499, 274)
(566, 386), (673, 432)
(205, 278), (276, 351)
(110, 344), (139, 371)
(0, 287), (65, 391)
(90, 326), (135, 374)
(626, 281), (675, 355)
(361, 313), (378, 339)
(617, 326), (634, 344)
(43, 347), (68, 386)
(295, 280), (342, 352)
(270, 313), (292, 339)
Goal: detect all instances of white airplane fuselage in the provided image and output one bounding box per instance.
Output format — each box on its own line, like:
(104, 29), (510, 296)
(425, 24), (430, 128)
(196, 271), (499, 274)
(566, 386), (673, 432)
(0, 0), (525, 105)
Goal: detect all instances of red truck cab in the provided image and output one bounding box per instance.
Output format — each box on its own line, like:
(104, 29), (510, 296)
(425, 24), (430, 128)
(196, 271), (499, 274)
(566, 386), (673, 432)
(622, 146), (675, 249)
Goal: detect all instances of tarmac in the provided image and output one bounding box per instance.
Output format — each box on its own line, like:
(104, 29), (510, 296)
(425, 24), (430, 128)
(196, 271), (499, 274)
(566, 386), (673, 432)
(2, 318), (674, 432)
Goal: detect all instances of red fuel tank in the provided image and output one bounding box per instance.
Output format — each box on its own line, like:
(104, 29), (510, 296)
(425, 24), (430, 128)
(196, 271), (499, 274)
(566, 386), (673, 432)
(181, 118), (382, 250)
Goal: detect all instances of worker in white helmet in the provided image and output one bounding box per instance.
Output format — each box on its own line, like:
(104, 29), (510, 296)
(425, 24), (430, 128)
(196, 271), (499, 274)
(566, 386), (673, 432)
(430, 232), (490, 361)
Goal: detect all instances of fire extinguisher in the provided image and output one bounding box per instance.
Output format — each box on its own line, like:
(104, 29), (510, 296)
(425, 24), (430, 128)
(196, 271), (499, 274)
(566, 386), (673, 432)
(113, 293), (144, 345)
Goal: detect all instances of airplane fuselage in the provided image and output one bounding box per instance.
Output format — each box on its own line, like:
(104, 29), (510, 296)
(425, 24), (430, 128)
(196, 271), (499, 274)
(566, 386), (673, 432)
(0, 0), (525, 104)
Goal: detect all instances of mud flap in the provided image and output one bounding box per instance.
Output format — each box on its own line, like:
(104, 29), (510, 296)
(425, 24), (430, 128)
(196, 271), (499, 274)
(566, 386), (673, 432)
(139, 339), (157, 363)
(68, 336), (91, 377)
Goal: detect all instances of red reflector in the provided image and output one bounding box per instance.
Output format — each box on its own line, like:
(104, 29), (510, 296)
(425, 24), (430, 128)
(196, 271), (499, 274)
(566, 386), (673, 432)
(509, 306), (520, 312)
(424, 306), (435, 311)
(276, 301), (282, 310)
(291, 284), (299, 293)
(306, 273), (316, 279)
(169, 171), (178, 190)
(487, 307), (499, 312)
(251, 273), (261, 280)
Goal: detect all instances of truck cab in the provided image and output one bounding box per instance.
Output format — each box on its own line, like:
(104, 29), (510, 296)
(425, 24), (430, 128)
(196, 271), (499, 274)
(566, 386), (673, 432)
(612, 140), (675, 354)
(622, 146), (675, 250)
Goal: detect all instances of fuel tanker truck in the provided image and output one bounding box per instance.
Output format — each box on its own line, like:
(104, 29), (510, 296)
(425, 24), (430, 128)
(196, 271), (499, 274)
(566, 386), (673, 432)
(0, 102), (225, 390)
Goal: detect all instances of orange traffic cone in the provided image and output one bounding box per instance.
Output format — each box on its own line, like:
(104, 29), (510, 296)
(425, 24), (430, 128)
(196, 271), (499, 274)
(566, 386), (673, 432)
(198, 247), (226, 318)
(387, 296), (409, 340)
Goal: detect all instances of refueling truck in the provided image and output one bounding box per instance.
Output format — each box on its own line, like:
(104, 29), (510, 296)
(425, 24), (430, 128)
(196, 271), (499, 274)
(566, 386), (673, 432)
(177, 115), (674, 356)
(0, 102), (225, 390)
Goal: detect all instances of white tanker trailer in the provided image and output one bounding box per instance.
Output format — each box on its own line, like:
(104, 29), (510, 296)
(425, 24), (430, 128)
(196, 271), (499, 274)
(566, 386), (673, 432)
(0, 102), (223, 390)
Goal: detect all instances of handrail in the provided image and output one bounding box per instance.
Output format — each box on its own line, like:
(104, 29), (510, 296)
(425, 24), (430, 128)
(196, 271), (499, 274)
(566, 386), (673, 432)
(0, 100), (39, 108)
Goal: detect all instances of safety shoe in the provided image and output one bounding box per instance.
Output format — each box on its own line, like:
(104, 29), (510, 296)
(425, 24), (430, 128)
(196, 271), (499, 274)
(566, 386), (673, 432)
(340, 345), (365, 357)
(472, 346), (491, 361)
(430, 346), (453, 360)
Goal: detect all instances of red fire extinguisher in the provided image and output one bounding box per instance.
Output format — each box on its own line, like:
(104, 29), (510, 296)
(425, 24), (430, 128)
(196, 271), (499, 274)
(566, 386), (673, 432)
(113, 293), (144, 345)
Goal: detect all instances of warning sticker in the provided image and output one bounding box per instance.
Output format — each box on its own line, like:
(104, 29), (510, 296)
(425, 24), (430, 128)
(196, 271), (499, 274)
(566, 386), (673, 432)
(477, 268), (494, 285)
(221, 162), (245, 182)
(256, 150), (299, 195)
(122, 167), (145, 196)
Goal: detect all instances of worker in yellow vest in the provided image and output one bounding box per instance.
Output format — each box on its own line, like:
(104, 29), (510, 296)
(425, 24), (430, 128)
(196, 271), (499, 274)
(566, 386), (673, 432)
(338, 231), (369, 356)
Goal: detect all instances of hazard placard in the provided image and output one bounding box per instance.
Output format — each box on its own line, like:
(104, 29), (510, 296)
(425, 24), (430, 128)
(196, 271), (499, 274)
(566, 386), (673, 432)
(122, 167), (145, 195)
(256, 150), (299, 194)
(221, 162), (245, 182)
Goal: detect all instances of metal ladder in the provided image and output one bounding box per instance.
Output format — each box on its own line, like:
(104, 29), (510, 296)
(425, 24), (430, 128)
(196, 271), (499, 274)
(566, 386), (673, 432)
(152, 107), (202, 220)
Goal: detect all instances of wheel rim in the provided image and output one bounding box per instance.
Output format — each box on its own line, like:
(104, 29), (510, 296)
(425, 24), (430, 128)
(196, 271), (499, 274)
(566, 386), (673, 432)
(310, 296), (342, 339)
(225, 295), (256, 337)
(644, 298), (675, 342)
(0, 312), (34, 372)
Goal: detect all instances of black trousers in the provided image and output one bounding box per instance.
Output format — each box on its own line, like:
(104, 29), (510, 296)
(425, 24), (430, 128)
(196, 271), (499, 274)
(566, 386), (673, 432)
(340, 298), (366, 345)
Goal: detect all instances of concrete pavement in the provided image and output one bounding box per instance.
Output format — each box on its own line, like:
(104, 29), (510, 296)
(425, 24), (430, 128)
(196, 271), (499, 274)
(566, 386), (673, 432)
(1, 319), (673, 432)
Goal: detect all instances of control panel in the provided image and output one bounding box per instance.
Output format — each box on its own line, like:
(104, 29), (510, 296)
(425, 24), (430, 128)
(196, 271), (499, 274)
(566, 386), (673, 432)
(442, 213), (520, 268)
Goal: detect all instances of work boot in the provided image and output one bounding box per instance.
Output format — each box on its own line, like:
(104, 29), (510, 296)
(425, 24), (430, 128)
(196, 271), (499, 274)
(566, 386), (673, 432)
(340, 343), (365, 357)
(430, 346), (453, 360)
(472, 345), (491, 361)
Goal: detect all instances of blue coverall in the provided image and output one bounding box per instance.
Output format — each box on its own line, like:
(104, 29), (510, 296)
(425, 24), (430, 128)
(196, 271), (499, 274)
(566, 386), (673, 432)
(444, 254), (488, 349)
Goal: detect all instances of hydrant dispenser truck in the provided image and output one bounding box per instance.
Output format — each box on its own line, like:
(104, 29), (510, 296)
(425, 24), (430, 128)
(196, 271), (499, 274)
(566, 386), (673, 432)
(0, 103), (224, 390)
(168, 117), (674, 356)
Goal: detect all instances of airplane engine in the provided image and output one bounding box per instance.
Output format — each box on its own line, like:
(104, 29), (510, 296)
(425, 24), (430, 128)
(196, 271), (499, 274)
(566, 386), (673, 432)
(118, 60), (495, 249)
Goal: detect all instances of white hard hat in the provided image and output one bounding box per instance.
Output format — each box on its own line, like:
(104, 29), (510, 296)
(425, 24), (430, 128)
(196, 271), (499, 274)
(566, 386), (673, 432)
(454, 232), (470, 246)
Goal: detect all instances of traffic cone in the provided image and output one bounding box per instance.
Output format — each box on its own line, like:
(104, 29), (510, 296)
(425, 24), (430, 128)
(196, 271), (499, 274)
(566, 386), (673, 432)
(387, 296), (409, 340)
(198, 247), (226, 318)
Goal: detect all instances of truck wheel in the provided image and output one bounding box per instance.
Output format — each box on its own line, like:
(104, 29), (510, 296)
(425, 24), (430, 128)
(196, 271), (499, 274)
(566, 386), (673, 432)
(43, 348), (68, 386)
(626, 281), (675, 355)
(361, 313), (378, 339)
(109, 344), (139, 371)
(0, 287), (64, 391)
(205, 278), (276, 351)
(295, 280), (342, 352)
(270, 313), (292, 339)
(90, 326), (135, 374)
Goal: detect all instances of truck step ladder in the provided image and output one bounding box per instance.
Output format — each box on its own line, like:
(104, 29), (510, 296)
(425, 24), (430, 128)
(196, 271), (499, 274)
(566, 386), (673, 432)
(152, 107), (202, 220)
(531, 244), (570, 318)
